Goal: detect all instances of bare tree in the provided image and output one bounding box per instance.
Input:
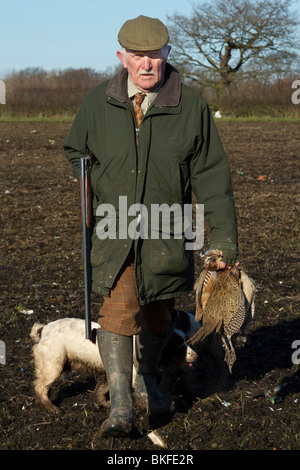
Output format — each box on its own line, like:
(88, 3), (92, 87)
(167, 0), (299, 96)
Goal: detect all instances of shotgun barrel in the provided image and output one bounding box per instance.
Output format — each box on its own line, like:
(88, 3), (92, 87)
(80, 155), (93, 340)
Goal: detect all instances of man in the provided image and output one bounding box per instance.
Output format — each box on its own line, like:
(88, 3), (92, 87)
(64, 15), (238, 438)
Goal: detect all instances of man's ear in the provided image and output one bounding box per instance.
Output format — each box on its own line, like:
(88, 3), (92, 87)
(117, 50), (127, 69)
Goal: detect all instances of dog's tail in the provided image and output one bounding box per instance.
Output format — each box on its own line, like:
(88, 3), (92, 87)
(30, 322), (45, 343)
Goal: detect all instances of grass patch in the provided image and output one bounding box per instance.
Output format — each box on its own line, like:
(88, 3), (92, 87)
(0, 115), (75, 123)
(0, 115), (300, 123)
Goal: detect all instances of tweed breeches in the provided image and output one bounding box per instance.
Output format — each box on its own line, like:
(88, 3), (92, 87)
(97, 250), (175, 336)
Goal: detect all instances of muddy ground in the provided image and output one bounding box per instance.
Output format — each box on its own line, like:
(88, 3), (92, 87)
(0, 120), (299, 452)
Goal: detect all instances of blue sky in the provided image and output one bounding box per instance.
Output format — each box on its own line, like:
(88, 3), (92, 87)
(1, 0), (299, 79)
(0, 0), (194, 78)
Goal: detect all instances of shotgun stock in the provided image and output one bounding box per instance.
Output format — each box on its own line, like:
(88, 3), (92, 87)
(80, 155), (93, 340)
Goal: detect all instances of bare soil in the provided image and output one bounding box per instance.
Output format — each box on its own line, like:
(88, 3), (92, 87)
(0, 120), (299, 452)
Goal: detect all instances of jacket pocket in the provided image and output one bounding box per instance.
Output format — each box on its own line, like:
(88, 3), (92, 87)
(149, 238), (188, 275)
(91, 151), (131, 208)
(170, 160), (190, 204)
(91, 160), (108, 197)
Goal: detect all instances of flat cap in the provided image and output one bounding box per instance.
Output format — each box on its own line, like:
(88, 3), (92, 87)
(118, 15), (169, 51)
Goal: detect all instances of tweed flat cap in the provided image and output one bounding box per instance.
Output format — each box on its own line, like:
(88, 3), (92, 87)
(118, 15), (169, 51)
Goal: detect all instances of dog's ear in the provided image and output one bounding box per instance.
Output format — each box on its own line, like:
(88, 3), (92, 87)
(91, 328), (99, 344)
(37, 326), (43, 338)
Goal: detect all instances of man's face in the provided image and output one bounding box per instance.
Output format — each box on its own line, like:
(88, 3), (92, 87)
(117, 47), (171, 92)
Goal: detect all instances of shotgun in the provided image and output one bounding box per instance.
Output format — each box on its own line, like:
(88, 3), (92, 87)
(80, 154), (94, 340)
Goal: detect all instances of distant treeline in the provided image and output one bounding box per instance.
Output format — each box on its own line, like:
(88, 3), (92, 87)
(202, 76), (300, 118)
(0, 67), (116, 118)
(0, 66), (299, 118)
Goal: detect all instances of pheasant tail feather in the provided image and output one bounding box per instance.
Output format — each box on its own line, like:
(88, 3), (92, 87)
(188, 318), (223, 345)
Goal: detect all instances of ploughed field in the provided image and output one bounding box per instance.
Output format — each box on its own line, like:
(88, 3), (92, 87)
(0, 120), (299, 451)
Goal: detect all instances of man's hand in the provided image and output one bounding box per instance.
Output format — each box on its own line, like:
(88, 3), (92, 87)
(203, 249), (240, 271)
(218, 261), (240, 270)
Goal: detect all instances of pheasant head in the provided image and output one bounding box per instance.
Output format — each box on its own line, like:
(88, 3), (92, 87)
(202, 249), (223, 270)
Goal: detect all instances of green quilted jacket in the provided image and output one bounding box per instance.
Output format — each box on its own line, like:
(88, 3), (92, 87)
(64, 64), (238, 304)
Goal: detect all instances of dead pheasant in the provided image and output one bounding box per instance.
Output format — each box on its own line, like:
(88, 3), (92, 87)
(194, 249), (223, 321)
(190, 250), (256, 372)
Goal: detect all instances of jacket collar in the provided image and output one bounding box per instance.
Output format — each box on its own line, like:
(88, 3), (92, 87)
(106, 63), (181, 108)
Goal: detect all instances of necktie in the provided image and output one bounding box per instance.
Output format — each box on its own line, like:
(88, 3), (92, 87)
(134, 93), (146, 128)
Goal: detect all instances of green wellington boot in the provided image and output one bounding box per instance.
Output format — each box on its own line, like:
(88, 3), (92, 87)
(134, 326), (176, 415)
(97, 328), (134, 437)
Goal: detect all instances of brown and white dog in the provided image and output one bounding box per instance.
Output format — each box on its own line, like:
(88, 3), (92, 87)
(30, 311), (198, 414)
